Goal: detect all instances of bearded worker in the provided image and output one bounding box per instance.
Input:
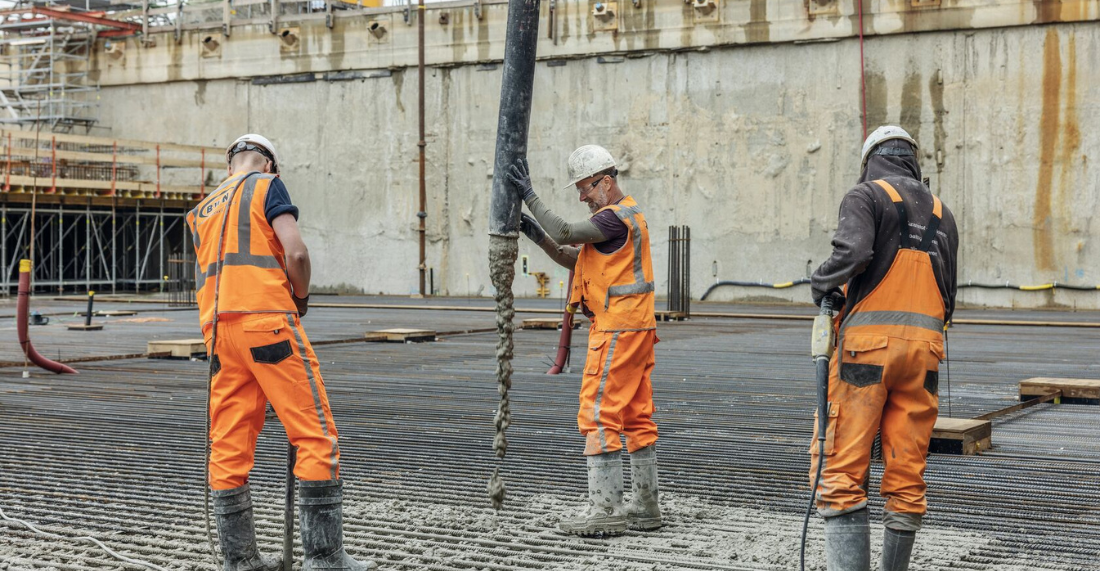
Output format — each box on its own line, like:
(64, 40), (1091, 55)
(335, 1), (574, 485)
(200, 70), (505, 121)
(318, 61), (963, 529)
(507, 145), (661, 537)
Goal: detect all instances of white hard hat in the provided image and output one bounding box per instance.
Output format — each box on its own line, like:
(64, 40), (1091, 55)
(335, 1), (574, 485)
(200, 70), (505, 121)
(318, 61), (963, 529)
(227, 133), (281, 175)
(860, 125), (918, 170)
(564, 144), (616, 189)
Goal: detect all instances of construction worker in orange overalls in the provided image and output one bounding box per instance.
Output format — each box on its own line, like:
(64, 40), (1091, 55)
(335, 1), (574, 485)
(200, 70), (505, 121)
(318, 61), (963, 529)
(508, 145), (661, 537)
(809, 126), (959, 571)
(186, 134), (375, 571)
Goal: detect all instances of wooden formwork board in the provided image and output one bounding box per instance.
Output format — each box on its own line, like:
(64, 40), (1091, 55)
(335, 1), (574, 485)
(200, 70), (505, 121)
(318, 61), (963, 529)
(1020, 378), (1100, 405)
(365, 329), (437, 343)
(930, 417), (992, 456)
(521, 318), (580, 330)
(96, 310), (138, 317)
(147, 339), (207, 358)
(655, 311), (687, 322)
(67, 324), (104, 331)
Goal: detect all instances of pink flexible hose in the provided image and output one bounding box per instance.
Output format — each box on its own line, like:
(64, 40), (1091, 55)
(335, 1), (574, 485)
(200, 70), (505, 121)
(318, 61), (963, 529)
(17, 260), (77, 375)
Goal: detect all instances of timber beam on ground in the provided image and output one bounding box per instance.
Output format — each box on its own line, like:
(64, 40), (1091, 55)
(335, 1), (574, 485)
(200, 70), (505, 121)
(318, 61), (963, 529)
(1020, 378), (1100, 405)
(930, 418), (993, 456)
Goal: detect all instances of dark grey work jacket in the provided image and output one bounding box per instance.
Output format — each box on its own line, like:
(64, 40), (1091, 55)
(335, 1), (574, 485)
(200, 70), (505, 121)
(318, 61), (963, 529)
(811, 140), (960, 324)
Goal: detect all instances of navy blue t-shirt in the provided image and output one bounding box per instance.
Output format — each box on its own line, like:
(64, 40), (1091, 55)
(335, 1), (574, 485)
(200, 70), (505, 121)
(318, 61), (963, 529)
(264, 178), (299, 224)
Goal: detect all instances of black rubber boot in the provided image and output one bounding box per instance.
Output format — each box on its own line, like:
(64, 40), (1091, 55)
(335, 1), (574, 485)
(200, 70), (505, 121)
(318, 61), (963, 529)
(299, 480), (378, 571)
(625, 445), (662, 531)
(881, 527), (916, 571)
(824, 508), (871, 571)
(211, 484), (281, 571)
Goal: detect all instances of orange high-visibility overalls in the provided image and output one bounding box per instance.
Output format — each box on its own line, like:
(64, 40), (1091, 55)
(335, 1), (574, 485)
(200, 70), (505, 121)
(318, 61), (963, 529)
(809, 180), (945, 531)
(187, 171), (340, 491)
(569, 195), (659, 456)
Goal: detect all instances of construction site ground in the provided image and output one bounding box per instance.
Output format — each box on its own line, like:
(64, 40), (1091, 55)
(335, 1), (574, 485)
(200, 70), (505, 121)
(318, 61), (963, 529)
(1, 295), (1097, 570)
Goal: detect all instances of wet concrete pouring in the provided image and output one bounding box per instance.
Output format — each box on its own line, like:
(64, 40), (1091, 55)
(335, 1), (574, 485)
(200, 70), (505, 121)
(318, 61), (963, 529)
(1, 296), (1098, 570)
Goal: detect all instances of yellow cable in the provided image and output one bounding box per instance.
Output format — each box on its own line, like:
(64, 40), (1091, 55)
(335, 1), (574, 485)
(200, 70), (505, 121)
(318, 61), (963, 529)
(1019, 284), (1054, 291)
(772, 281), (795, 289)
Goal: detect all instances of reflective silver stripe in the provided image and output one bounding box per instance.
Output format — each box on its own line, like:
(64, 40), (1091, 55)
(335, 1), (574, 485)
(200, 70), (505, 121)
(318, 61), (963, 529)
(195, 254), (281, 291)
(592, 332), (620, 454)
(223, 252), (282, 268)
(608, 281), (655, 296)
(287, 312), (338, 479)
(236, 175), (274, 256)
(194, 174), (282, 293)
(604, 201), (651, 306)
(196, 262), (217, 291)
(612, 205), (643, 219)
(841, 310), (944, 334)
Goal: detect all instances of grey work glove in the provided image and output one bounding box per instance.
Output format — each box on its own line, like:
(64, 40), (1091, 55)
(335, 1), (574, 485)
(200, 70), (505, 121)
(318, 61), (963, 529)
(519, 213), (546, 244)
(293, 293), (309, 318)
(506, 157), (536, 201)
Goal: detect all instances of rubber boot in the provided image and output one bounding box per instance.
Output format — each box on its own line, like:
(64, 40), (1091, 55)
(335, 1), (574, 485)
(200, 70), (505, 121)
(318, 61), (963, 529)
(824, 509), (871, 571)
(558, 451), (628, 536)
(211, 484), (281, 571)
(625, 445), (662, 531)
(881, 527), (916, 571)
(299, 480), (378, 571)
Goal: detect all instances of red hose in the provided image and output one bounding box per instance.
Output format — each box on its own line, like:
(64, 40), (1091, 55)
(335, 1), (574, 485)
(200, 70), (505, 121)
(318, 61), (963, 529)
(547, 271), (575, 375)
(17, 259), (78, 375)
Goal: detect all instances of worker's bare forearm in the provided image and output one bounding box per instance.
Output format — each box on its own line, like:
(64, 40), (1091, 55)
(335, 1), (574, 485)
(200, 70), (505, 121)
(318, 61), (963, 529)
(525, 194), (607, 244)
(286, 249), (311, 297)
(537, 237), (579, 270)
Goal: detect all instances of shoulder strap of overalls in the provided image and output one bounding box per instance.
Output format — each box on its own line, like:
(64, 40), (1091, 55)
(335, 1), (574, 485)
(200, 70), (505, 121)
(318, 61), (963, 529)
(872, 180), (942, 252)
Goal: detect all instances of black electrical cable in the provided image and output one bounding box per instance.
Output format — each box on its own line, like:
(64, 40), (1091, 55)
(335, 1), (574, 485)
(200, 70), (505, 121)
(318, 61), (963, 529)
(801, 297), (833, 571)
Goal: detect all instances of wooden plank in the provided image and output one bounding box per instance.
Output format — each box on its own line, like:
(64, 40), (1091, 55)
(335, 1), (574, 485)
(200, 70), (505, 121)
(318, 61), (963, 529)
(930, 417), (992, 456)
(364, 328), (436, 343)
(66, 323), (104, 331)
(522, 317), (564, 330)
(0, 128), (221, 155)
(1020, 377), (1100, 404)
(0, 144), (207, 168)
(96, 310), (138, 317)
(975, 390), (1060, 421)
(655, 310), (686, 322)
(147, 339), (207, 358)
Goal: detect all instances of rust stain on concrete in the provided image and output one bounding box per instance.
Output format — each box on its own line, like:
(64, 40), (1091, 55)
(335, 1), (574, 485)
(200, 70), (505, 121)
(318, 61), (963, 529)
(1057, 34), (1079, 232)
(1033, 27), (1060, 271)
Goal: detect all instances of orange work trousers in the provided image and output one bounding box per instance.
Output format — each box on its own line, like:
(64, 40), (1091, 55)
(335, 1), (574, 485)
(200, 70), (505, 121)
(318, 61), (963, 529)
(809, 334), (941, 519)
(205, 312), (340, 490)
(578, 328), (659, 456)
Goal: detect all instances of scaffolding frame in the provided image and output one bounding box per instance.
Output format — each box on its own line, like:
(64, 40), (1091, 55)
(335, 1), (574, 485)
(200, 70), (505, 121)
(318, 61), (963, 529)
(1, 198), (192, 294)
(0, 2), (142, 131)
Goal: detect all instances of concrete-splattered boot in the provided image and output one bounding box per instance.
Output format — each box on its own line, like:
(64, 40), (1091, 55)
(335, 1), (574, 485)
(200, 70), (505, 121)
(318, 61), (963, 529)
(625, 445), (662, 531)
(881, 527), (916, 571)
(824, 508), (871, 571)
(211, 484), (282, 571)
(558, 451), (628, 536)
(299, 480), (378, 570)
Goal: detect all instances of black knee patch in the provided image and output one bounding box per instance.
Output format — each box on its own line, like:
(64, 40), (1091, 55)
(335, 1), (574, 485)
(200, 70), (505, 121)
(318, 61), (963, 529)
(210, 354), (221, 375)
(250, 340), (293, 364)
(840, 363), (883, 387)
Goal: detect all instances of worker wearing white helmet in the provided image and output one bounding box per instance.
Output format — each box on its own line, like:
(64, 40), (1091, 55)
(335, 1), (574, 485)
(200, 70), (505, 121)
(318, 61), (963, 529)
(809, 126), (958, 571)
(508, 145), (662, 537)
(187, 134), (375, 570)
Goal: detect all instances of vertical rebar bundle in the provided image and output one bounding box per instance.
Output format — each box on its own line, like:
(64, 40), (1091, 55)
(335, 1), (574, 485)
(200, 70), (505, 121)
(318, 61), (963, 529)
(667, 225), (691, 316)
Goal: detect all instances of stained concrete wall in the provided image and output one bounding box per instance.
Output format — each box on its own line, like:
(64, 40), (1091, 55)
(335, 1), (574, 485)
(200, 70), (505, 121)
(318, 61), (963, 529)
(93, 20), (1100, 308)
